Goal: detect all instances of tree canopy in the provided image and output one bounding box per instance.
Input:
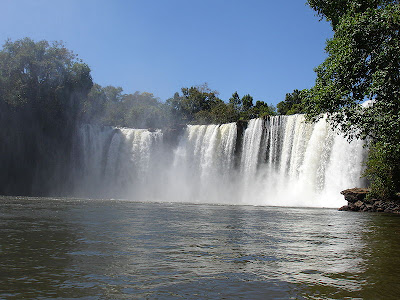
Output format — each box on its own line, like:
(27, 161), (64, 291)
(276, 89), (306, 115)
(306, 0), (400, 199)
(0, 38), (93, 131)
(82, 84), (171, 128)
(166, 84), (276, 125)
(0, 38), (93, 195)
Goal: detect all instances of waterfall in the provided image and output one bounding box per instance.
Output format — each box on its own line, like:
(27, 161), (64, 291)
(73, 117), (366, 207)
(168, 123), (238, 203)
(251, 115), (366, 207)
(241, 118), (264, 183)
(73, 124), (163, 198)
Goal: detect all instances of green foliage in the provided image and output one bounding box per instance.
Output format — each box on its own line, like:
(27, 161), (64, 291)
(0, 37), (282, 135)
(241, 94), (254, 111)
(276, 89), (306, 115)
(166, 86), (275, 125)
(306, 1), (400, 198)
(0, 38), (93, 195)
(229, 91), (241, 112)
(166, 83), (234, 124)
(166, 83), (222, 124)
(123, 92), (171, 128)
(240, 100), (276, 120)
(307, 0), (398, 29)
(210, 102), (239, 124)
(83, 84), (171, 128)
(254, 101), (276, 117)
(364, 142), (400, 200)
(0, 38), (93, 129)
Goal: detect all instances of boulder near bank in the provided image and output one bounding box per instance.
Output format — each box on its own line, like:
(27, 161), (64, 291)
(339, 188), (400, 214)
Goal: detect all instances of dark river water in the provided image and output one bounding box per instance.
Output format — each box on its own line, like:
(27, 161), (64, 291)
(1, 196), (400, 299)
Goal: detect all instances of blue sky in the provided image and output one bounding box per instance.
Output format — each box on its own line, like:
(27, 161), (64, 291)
(1, 0), (333, 105)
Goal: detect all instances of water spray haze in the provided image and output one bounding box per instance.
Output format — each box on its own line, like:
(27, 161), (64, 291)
(71, 115), (366, 208)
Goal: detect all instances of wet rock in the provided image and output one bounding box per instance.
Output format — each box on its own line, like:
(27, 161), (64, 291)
(373, 200), (383, 209)
(340, 188), (369, 203)
(339, 205), (350, 211)
(354, 200), (364, 209)
(339, 187), (400, 214)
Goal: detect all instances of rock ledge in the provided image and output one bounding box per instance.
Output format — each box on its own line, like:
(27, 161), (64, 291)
(339, 188), (400, 213)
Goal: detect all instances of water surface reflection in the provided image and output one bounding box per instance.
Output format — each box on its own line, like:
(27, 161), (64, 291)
(1, 197), (399, 299)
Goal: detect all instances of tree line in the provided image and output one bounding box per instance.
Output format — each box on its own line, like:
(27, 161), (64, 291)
(1, 0), (398, 200)
(0, 38), (300, 133)
(0, 38), (285, 133)
(0, 37), (284, 194)
(0, 38), (93, 195)
(82, 82), (278, 128)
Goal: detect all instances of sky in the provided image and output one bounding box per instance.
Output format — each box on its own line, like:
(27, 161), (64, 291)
(1, 0), (333, 106)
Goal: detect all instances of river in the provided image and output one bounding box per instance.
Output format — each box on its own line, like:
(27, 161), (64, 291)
(1, 196), (399, 299)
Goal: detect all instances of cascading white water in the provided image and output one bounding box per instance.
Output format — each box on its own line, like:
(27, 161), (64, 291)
(168, 123), (238, 203)
(73, 124), (163, 198)
(74, 116), (366, 207)
(241, 118), (264, 184)
(249, 115), (366, 207)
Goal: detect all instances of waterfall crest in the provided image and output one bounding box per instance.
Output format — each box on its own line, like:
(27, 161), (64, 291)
(168, 123), (238, 203)
(72, 116), (366, 207)
(73, 124), (163, 198)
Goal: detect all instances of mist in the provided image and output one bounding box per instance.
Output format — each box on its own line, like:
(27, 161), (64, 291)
(0, 38), (366, 206)
(67, 116), (366, 208)
(0, 38), (172, 196)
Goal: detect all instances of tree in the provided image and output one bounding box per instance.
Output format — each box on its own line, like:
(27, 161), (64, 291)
(0, 38), (93, 131)
(209, 102), (239, 124)
(277, 89), (305, 115)
(305, 1), (400, 199)
(229, 91), (241, 112)
(166, 86), (276, 125)
(82, 84), (124, 125)
(241, 94), (254, 111)
(123, 92), (170, 128)
(254, 100), (276, 117)
(0, 38), (93, 195)
(307, 0), (398, 29)
(166, 83), (223, 124)
(83, 84), (172, 128)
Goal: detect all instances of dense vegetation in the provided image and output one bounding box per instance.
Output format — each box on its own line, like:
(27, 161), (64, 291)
(0, 38), (281, 130)
(82, 83), (277, 128)
(276, 89), (307, 115)
(0, 38), (279, 195)
(2, 0), (399, 203)
(0, 38), (93, 195)
(82, 84), (172, 128)
(305, 0), (400, 199)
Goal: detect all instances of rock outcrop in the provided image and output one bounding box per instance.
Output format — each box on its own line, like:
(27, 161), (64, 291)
(339, 188), (400, 213)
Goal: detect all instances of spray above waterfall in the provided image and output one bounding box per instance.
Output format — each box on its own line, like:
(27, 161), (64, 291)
(72, 116), (366, 207)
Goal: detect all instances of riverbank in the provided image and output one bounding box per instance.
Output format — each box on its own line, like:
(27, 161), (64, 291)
(339, 188), (400, 214)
